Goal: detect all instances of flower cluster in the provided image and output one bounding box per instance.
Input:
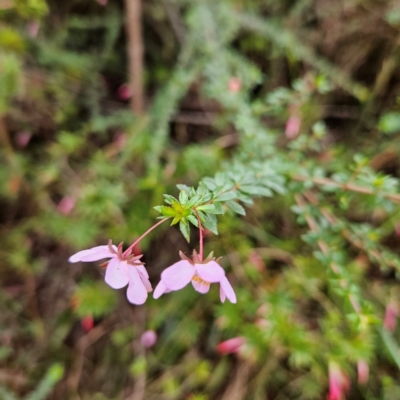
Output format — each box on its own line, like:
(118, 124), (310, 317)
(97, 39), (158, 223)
(69, 243), (236, 305)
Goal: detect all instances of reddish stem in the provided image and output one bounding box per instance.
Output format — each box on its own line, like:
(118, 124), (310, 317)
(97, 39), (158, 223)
(194, 210), (204, 262)
(123, 218), (169, 257)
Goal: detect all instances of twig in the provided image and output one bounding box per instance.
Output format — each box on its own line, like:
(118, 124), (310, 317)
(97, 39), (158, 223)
(125, 0), (144, 114)
(293, 175), (400, 204)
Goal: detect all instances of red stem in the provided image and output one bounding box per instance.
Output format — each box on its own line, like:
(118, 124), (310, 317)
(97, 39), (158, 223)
(123, 218), (169, 257)
(194, 210), (203, 262)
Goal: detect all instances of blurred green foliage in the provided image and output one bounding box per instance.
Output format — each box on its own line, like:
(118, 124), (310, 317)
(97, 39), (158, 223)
(2, 0), (400, 399)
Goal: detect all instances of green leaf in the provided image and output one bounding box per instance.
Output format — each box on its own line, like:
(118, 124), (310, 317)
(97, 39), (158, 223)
(187, 214), (199, 227)
(379, 112), (400, 134)
(171, 215), (181, 225)
(177, 184), (191, 192)
(240, 185), (273, 197)
(180, 220), (190, 242)
(163, 194), (178, 205)
(215, 191), (237, 202)
(202, 177), (217, 190)
(196, 203), (224, 214)
(179, 190), (188, 205)
(186, 194), (202, 208)
(201, 212), (218, 235)
(158, 206), (178, 217)
(226, 200), (246, 215)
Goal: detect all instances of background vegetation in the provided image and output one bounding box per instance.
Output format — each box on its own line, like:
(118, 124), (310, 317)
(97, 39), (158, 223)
(2, 0), (400, 399)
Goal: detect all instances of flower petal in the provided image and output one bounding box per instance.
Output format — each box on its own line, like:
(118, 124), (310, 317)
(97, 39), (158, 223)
(191, 279), (210, 294)
(161, 260), (194, 290)
(69, 245), (117, 263)
(105, 259), (129, 289)
(153, 281), (167, 299)
(220, 286), (226, 303)
(136, 264), (149, 279)
(140, 275), (153, 292)
(195, 261), (225, 283)
(126, 267), (148, 305)
(220, 276), (236, 303)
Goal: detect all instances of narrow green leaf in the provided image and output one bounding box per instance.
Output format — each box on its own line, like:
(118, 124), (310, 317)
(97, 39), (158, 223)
(240, 185), (273, 197)
(187, 215), (199, 227)
(177, 184), (191, 192)
(201, 212), (218, 235)
(171, 216), (181, 225)
(180, 221), (190, 242)
(226, 200), (246, 215)
(179, 190), (188, 205)
(163, 194), (177, 205)
(202, 177), (217, 190)
(215, 191), (237, 202)
(159, 206), (178, 217)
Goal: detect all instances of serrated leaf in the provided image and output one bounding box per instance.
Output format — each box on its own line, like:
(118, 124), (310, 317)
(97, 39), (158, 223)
(187, 214), (199, 227)
(226, 200), (246, 215)
(163, 194), (177, 205)
(186, 195), (202, 208)
(171, 215), (181, 225)
(201, 212), (218, 235)
(180, 220), (190, 242)
(215, 191), (237, 202)
(179, 190), (188, 205)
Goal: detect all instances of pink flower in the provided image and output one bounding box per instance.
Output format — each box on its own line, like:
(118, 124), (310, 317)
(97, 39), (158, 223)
(153, 252), (236, 303)
(141, 330), (157, 348)
(57, 196), (76, 215)
(117, 83), (132, 101)
(228, 77), (241, 93)
(81, 315), (94, 332)
(357, 359), (369, 385)
(384, 302), (398, 332)
(328, 362), (350, 400)
(217, 337), (245, 355)
(285, 115), (301, 139)
(69, 242), (152, 305)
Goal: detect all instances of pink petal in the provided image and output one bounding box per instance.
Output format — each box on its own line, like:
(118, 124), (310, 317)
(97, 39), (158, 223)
(126, 267), (148, 305)
(69, 245), (117, 263)
(161, 260), (194, 290)
(220, 276), (236, 303)
(220, 286), (226, 303)
(195, 261), (225, 283)
(191, 279), (210, 294)
(136, 264), (149, 279)
(140, 275), (153, 292)
(105, 259), (129, 289)
(141, 330), (157, 348)
(153, 281), (167, 299)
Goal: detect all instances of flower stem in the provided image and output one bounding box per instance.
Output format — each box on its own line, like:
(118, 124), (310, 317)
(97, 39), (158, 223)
(194, 209), (203, 262)
(124, 217), (170, 256)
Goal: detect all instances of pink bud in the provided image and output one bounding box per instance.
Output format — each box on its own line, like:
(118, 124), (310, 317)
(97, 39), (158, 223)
(26, 21), (40, 38)
(228, 77), (241, 93)
(81, 315), (94, 332)
(97, 0), (108, 5)
(15, 131), (32, 148)
(117, 83), (132, 101)
(357, 359), (369, 385)
(217, 337), (246, 355)
(248, 250), (265, 272)
(384, 302), (398, 332)
(328, 362), (350, 400)
(285, 115), (301, 139)
(57, 196), (76, 215)
(141, 330), (157, 348)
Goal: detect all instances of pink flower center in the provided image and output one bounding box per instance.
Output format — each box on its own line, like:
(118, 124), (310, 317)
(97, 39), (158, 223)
(192, 275), (210, 286)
